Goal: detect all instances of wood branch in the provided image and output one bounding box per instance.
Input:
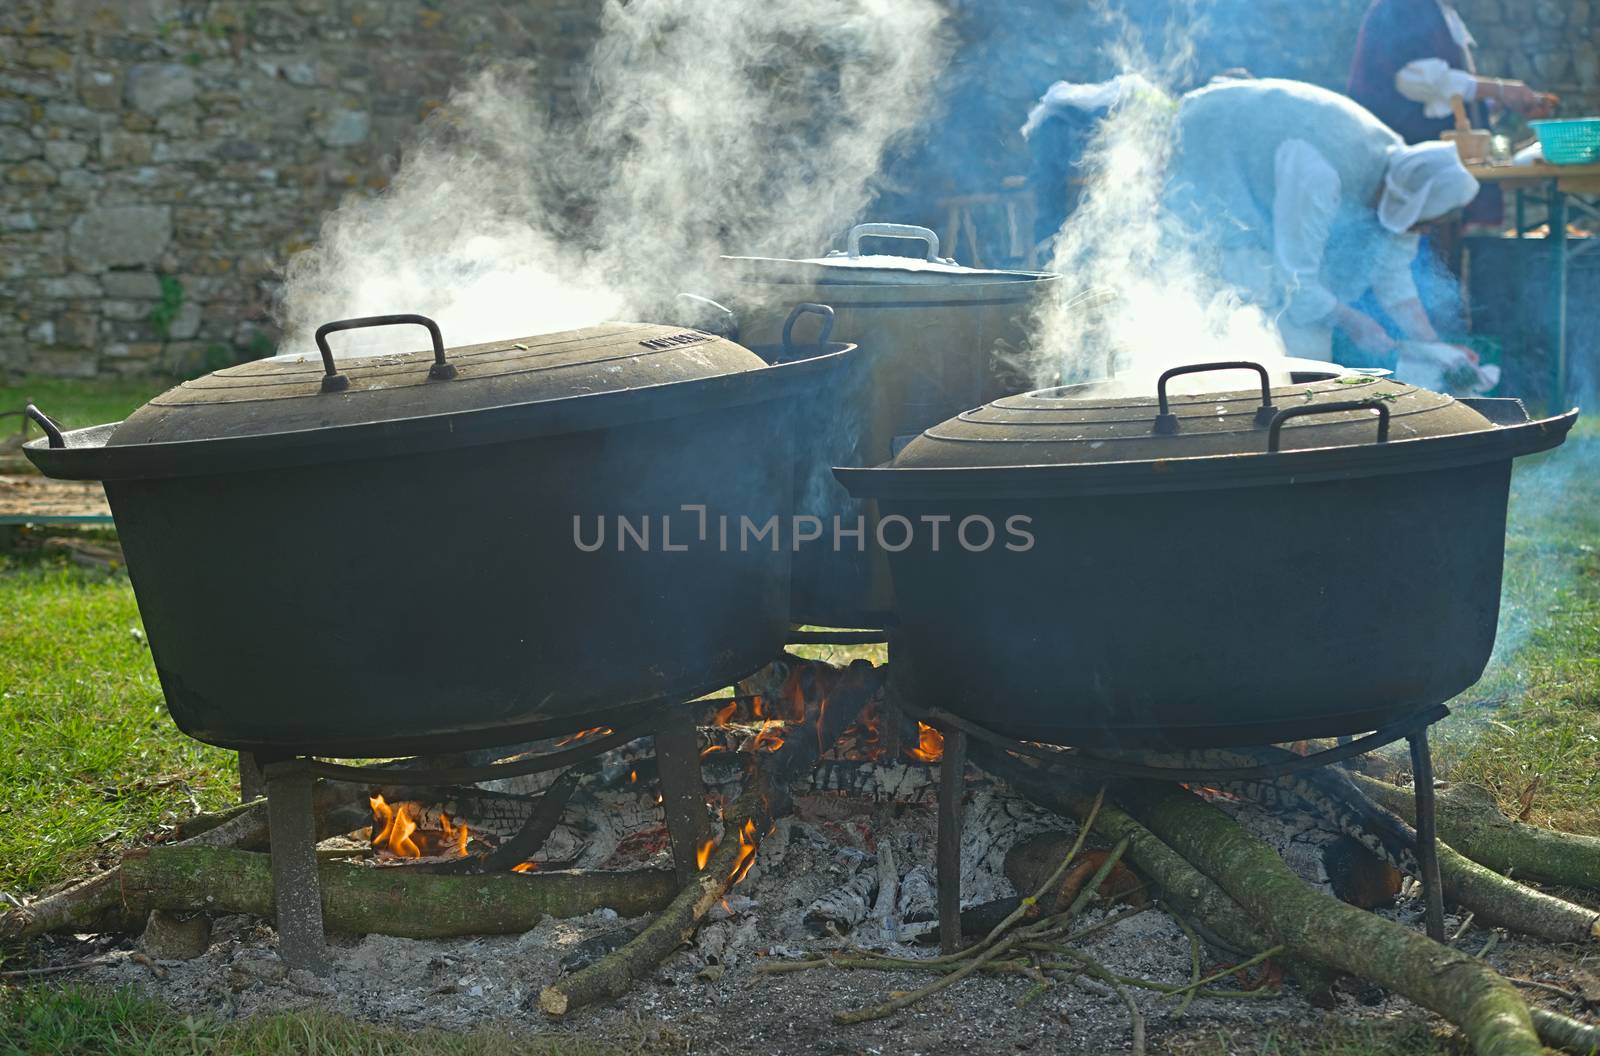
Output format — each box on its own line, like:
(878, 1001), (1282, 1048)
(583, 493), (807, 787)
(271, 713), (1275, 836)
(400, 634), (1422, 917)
(967, 746), (1273, 956)
(1255, 771), (1600, 945)
(1351, 774), (1600, 894)
(1124, 784), (1542, 1056)
(2, 847), (677, 944)
(1531, 1008), (1600, 1055)
(537, 659), (884, 1017)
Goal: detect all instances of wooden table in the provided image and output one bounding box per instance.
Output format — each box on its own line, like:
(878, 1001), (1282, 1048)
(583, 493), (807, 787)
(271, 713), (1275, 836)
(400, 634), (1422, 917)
(1466, 161), (1600, 411)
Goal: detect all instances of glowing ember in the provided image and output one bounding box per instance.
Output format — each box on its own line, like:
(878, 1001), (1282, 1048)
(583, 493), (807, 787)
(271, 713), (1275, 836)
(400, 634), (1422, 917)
(907, 722), (945, 763)
(368, 794), (471, 859)
(555, 725), (613, 747)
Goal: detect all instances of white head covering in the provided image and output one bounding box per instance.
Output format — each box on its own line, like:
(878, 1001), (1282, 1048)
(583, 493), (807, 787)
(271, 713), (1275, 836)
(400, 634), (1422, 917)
(1378, 142), (1480, 233)
(1020, 73), (1155, 140)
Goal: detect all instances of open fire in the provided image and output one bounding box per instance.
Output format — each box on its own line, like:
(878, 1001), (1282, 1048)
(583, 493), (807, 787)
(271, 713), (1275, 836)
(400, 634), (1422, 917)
(369, 795), (472, 859)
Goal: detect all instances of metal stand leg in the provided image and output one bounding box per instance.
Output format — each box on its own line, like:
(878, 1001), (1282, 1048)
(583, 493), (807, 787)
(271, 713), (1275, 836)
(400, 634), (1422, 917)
(1408, 730), (1446, 943)
(238, 752), (265, 803)
(656, 708), (711, 887)
(264, 760), (330, 974)
(1549, 188), (1569, 414)
(937, 727), (968, 954)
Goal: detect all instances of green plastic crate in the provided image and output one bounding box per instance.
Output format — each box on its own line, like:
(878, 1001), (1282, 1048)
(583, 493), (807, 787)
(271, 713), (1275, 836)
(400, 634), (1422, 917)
(1530, 119), (1600, 166)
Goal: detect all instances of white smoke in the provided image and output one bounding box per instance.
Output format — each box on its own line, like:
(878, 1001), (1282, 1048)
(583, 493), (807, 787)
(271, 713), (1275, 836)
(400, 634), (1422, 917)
(278, 0), (951, 356)
(1027, 1), (1289, 392)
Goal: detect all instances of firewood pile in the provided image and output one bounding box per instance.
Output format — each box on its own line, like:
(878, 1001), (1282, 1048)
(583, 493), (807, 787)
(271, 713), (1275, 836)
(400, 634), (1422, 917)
(3, 654), (1599, 1055)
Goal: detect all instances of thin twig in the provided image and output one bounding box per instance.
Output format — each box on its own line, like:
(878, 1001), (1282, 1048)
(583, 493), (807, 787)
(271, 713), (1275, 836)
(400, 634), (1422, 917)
(1111, 977), (1145, 1056)
(1173, 913), (1203, 1018)
(1506, 976), (1583, 1002)
(1476, 932), (1500, 959)
(1448, 911), (1475, 946)
(0, 957), (116, 979)
(832, 931), (1032, 1025)
(977, 786), (1107, 948)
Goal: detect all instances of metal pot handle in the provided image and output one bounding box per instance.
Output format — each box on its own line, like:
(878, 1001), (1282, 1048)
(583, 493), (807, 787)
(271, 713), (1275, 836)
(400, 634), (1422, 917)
(847, 223), (942, 262)
(782, 303), (836, 353)
(24, 403), (65, 449)
(1267, 401), (1391, 453)
(1153, 361), (1275, 434)
(314, 314), (455, 394)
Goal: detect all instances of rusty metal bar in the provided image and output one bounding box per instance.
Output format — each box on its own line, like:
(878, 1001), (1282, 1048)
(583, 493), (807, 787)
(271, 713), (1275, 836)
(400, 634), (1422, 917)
(937, 727), (968, 955)
(655, 710), (711, 887)
(1408, 730), (1447, 943)
(265, 760), (330, 974)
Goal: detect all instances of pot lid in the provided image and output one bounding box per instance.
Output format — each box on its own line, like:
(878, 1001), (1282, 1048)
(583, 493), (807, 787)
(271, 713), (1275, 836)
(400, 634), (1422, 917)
(886, 360), (1493, 470)
(725, 223), (1052, 287)
(109, 315), (767, 446)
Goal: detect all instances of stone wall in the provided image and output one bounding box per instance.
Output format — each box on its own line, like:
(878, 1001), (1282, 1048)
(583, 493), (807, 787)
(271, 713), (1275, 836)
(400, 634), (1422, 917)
(0, 0), (598, 378)
(2, 0), (1594, 378)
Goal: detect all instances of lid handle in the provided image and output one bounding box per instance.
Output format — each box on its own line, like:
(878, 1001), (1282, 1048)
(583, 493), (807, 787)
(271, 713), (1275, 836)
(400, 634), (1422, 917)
(1267, 401), (1391, 453)
(24, 403), (65, 449)
(847, 223), (942, 262)
(314, 314), (455, 394)
(782, 303), (835, 354)
(1153, 361), (1276, 434)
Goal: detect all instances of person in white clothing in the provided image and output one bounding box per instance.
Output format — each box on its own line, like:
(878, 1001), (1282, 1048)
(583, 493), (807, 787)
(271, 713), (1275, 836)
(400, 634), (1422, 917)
(1164, 80), (1483, 382)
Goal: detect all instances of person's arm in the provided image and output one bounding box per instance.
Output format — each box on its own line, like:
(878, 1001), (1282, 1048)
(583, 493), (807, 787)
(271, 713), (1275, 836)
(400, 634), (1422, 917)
(1395, 58), (1478, 118)
(1472, 76), (1559, 117)
(1273, 141), (1396, 356)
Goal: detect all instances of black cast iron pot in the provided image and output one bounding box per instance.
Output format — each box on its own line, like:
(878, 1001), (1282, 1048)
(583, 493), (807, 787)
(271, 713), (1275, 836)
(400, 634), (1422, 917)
(835, 361), (1579, 748)
(26, 315), (856, 757)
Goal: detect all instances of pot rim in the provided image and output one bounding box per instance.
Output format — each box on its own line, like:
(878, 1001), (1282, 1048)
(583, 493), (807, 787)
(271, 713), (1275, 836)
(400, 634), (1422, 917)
(833, 406), (1579, 500)
(28, 343), (858, 482)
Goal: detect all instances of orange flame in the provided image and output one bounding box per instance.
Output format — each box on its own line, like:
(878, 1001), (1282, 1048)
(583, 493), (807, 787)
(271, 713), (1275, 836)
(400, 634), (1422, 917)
(728, 819), (758, 885)
(751, 723), (786, 753)
(695, 836), (717, 871)
(713, 700), (738, 726)
(700, 744), (727, 760)
(907, 723), (945, 763)
(512, 861), (539, 873)
(555, 725), (613, 747)
(369, 794), (470, 859)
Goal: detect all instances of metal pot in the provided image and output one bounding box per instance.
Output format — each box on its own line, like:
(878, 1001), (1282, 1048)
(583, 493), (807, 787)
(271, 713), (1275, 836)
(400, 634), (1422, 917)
(26, 315), (857, 757)
(836, 361), (1579, 748)
(721, 222), (1062, 628)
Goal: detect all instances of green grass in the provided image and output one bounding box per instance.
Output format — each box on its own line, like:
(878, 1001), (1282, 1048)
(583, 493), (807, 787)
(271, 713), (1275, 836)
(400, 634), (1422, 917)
(0, 986), (620, 1056)
(1434, 420), (1600, 834)
(0, 553), (235, 895)
(0, 375), (173, 433)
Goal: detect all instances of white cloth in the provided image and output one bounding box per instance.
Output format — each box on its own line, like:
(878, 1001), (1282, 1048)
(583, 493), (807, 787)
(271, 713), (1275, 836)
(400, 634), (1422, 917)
(1394, 2), (1479, 118)
(1377, 141), (1480, 233)
(1020, 73), (1154, 140)
(1394, 340), (1500, 394)
(1396, 58), (1479, 118)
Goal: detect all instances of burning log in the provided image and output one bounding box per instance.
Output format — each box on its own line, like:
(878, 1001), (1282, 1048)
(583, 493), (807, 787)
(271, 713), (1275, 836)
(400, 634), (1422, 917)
(536, 658), (885, 1017)
(1122, 784), (1544, 1056)
(1349, 774), (1600, 894)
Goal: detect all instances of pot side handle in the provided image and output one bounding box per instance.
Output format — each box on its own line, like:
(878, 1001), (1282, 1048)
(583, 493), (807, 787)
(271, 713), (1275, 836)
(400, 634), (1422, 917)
(847, 223), (943, 262)
(314, 314), (456, 394)
(1267, 401), (1391, 453)
(782, 303), (836, 354)
(23, 403), (65, 449)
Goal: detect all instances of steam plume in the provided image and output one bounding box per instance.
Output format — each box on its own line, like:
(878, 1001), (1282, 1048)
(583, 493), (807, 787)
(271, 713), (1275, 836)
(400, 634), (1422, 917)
(278, 0), (951, 354)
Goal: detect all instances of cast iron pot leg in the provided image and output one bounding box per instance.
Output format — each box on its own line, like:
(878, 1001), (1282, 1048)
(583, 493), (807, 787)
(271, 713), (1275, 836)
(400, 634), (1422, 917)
(264, 759), (331, 974)
(1407, 729), (1446, 943)
(656, 707), (711, 887)
(238, 752), (265, 803)
(937, 727), (968, 954)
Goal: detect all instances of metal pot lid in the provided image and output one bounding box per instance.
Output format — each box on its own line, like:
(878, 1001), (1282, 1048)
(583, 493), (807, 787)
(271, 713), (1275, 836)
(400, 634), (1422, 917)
(886, 360), (1493, 470)
(725, 223), (1053, 287)
(109, 315), (768, 446)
